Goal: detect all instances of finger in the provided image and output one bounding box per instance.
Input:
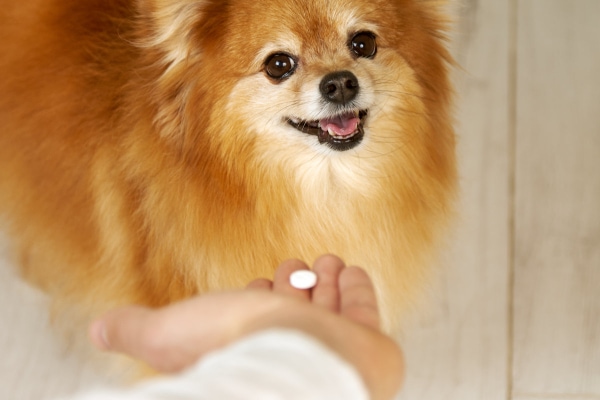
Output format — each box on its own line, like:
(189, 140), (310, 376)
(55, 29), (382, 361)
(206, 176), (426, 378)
(272, 259), (312, 300)
(339, 266), (380, 330)
(90, 300), (231, 372)
(311, 254), (345, 312)
(246, 278), (273, 291)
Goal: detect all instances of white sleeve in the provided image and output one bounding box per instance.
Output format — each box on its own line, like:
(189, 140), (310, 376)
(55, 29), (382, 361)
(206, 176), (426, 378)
(65, 329), (370, 400)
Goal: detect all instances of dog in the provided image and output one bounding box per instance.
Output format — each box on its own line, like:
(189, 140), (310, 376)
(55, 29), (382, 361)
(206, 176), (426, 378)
(0, 0), (456, 333)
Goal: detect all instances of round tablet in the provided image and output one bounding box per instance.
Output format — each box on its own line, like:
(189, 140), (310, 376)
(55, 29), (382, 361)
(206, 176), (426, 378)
(289, 270), (318, 290)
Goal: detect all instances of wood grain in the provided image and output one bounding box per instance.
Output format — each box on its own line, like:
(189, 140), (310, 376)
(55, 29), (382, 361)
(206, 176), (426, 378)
(0, 237), (111, 399)
(514, 396), (600, 400)
(512, 0), (600, 396)
(397, 0), (511, 398)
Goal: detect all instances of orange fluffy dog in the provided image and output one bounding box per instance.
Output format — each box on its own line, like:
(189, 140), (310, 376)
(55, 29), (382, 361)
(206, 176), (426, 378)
(0, 0), (455, 332)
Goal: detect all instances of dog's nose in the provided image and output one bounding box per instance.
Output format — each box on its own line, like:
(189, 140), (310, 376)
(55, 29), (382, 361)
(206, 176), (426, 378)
(319, 71), (359, 105)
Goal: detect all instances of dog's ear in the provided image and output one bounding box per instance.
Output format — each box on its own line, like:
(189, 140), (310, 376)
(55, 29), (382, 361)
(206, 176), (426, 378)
(135, 0), (208, 67)
(132, 0), (210, 142)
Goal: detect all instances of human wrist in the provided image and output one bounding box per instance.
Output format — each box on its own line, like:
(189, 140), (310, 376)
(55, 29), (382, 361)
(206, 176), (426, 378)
(236, 299), (404, 400)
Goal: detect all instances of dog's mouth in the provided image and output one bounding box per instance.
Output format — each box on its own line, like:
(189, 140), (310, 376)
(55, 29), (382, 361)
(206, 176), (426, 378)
(288, 110), (367, 151)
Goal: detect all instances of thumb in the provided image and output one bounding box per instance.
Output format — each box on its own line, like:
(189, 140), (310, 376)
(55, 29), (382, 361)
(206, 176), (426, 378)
(89, 306), (155, 358)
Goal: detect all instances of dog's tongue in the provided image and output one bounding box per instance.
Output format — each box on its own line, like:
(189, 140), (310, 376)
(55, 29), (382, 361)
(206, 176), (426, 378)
(320, 112), (359, 136)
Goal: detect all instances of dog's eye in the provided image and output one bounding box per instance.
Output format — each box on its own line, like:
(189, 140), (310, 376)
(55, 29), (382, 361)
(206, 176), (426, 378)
(349, 32), (377, 59)
(264, 53), (297, 80)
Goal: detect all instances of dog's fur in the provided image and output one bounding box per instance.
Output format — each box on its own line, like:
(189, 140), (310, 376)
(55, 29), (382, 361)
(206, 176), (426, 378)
(0, 0), (456, 332)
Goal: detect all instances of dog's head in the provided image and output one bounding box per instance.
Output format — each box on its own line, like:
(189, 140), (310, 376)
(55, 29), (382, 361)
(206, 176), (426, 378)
(135, 0), (454, 191)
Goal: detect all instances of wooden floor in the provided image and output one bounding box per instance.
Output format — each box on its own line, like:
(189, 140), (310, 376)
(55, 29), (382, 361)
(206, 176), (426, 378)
(1, 1), (599, 399)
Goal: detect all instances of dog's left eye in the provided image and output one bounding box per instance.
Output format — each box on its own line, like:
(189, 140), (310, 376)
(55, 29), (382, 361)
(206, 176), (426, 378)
(264, 53), (297, 80)
(349, 31), (377, 59)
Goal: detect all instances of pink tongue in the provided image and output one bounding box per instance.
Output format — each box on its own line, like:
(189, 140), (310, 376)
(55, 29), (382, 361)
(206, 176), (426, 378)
(320, 112), (359, 136)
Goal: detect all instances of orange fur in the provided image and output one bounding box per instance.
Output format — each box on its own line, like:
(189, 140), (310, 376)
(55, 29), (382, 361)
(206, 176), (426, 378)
(0, 0), (456, 332)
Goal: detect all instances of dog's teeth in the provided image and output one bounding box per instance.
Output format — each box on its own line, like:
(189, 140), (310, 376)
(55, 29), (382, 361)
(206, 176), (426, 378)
(328, 128), (335, 137)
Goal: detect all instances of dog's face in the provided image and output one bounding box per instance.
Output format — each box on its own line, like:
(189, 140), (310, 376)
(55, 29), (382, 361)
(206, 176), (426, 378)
(221, 0), (430, 154)
(140, 0), (453, 190)
(224, 2), (386, 154)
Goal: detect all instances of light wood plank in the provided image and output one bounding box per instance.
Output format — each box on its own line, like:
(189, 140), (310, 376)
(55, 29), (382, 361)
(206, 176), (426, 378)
(0, 236), (113, 400)
(397, 1), (511, 398)
(513, 0), (600, 396)
(514, 396), (600, 400)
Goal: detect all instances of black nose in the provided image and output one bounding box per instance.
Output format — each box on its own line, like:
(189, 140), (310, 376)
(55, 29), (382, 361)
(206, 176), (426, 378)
(319, 70), (359, 105)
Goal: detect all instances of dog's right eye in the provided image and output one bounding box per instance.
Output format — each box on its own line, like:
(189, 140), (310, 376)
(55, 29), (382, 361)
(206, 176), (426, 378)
(264, 53), (297, 80)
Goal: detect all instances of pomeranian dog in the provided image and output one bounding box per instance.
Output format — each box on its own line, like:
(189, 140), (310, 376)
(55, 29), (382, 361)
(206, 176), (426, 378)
(0, 0), (456, 333)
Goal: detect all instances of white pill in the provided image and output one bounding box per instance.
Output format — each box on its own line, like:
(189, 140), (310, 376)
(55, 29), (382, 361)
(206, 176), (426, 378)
(289, 270), (318, 289)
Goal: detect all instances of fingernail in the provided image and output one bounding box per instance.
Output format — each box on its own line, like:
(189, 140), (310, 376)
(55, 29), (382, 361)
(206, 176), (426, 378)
(89, 320), (110, 350)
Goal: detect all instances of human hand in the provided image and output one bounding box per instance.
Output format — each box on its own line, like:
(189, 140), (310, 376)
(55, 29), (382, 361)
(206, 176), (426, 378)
(89, 255), (404, 400)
